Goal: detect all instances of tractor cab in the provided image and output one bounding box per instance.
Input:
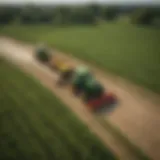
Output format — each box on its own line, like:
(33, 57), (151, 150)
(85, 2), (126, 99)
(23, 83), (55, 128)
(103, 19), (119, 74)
(35, 43), (51, 62)
(72, 65), (92, 83)
(83, 78), (105, 102)
(71, 65), (93, 95)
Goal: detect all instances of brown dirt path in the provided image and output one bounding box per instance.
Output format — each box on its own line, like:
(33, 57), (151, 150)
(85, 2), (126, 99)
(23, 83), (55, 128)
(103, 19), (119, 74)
(0, 37), (160, 160)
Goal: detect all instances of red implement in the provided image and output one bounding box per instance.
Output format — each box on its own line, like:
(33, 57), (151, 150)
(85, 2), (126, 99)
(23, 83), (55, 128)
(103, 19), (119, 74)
(86, 92), (117, 112)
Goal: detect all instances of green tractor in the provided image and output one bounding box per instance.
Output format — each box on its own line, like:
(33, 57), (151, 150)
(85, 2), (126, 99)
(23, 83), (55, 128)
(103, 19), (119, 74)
(71, 65), (117, 112)
(72, 71), (116, 113)
(71, 65), (93, 95)
(82, 78), (105, 102)
(35, 43), (51, 63)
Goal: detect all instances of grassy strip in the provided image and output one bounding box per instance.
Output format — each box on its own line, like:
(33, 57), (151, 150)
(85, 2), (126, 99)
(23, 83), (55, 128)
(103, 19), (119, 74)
(0, 59), (117, 160)
(96, 116), (151, 160)
(0, 24), (160, 93)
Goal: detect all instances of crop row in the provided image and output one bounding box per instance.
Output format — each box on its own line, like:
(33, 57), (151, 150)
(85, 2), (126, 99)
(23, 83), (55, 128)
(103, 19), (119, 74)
(0, 60), (117, 160)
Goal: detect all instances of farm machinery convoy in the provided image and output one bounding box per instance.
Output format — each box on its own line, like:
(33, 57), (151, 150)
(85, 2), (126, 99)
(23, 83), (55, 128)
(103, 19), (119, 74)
(34, 44), (118, 113)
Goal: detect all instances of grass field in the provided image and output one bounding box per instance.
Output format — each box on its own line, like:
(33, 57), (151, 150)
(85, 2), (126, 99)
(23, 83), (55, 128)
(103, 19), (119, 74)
(1, 24), (160, 93)
(0, 58), (117, 160)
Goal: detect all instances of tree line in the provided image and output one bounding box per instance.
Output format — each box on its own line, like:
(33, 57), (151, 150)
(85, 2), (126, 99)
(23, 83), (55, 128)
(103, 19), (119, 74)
(0, 4), (159, 26)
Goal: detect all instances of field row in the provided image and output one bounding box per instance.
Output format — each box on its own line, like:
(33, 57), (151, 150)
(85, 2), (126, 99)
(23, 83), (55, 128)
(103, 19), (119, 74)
(0, 60), (117, 160)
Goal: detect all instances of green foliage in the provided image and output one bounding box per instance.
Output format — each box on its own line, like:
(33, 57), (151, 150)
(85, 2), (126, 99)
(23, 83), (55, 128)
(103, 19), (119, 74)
(102, 6), (118, 21)
(52, 6), (72, 25)
(0, 6), (20, 24)
(87, 4), (103, 17)
(20, 6), (53, 24)
(83, 79), (104, 101)
(130, 7), (160, 25)
(130, 8), (151, 25)
(0, 4), (120, 25)
(0, 59), (117, 160)
(0, 5), (159, 26)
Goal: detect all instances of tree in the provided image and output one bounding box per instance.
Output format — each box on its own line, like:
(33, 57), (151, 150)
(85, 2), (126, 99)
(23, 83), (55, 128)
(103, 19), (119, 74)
(0, 6), (19, 24)
(102, 6), (118, 21)
(130, 7), (160, 25)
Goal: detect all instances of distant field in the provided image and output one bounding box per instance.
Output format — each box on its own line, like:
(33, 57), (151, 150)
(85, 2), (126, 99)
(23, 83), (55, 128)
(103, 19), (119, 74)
(0, 59), (117, 160)
(1, 24), (160, 93)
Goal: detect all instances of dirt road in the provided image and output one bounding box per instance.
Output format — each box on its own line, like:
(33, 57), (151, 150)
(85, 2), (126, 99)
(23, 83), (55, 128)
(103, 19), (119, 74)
(0, 37), (160, 160)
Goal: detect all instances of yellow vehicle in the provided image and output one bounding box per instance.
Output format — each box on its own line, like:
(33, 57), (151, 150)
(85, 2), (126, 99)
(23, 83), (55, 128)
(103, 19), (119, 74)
(49, 57), (64, 71)
(49, 58), (74, 85)
(58, 63), (75, 84)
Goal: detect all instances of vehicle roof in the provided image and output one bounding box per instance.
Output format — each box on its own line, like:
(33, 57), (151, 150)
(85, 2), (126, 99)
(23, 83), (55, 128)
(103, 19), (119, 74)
(75, 65), (90, 75)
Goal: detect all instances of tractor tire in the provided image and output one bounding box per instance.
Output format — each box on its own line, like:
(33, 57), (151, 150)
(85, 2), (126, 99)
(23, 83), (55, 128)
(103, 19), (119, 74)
(57, 69), (74, 86)
(72, 86), (83, 96)
(61, 70), (74, 82)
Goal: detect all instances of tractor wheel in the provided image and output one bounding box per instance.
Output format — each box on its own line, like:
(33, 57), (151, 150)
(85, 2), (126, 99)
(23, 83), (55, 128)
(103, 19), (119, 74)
(72, 86), (83, 96)
(96, 93), (118, 114)
(61, 70), (74, 82)
(104, 92), (117, 105)
(58, 69), (74, 86)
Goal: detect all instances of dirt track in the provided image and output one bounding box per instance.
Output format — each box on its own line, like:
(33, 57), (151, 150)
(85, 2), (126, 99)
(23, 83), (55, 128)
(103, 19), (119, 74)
(0, 37), (160, 160)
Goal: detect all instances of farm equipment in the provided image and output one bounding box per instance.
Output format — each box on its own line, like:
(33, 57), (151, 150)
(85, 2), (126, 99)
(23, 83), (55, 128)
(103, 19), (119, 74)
(70, 66), (117, 112)
(71, 65), (93, 95)
(34, 45), (75, 84)
(49, 57), (65, 71)
(35, 44), (52, 63)
(34, 47), (118, 113)
(56, 63), (75, 86)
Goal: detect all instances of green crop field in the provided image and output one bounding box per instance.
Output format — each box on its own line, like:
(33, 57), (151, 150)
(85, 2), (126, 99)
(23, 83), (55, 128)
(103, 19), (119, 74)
(1, 23), (160, 93)
(0, 58), (117, 160)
